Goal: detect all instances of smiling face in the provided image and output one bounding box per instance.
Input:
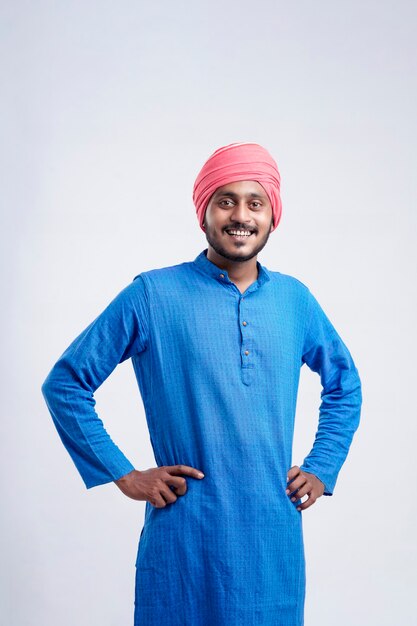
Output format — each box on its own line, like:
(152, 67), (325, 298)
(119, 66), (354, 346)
(202, 180), (274, 262)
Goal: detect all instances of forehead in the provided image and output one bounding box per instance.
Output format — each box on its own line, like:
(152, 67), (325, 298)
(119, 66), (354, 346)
(212, 180), (268, 198)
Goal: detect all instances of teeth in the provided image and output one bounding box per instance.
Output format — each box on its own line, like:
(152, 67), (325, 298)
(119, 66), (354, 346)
(227, 230), (252, 236)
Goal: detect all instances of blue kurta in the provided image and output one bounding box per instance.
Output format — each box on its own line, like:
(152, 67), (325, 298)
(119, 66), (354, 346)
(41, 248), (362, 626)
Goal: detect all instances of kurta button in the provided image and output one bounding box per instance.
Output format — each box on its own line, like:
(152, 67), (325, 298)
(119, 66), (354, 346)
(244, 350), (249, 355)
(242, 321), (247, 326)
(219, 273), (224, 278)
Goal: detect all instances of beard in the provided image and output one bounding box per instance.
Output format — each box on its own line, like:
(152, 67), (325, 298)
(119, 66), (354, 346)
(203, 219), (273, 263)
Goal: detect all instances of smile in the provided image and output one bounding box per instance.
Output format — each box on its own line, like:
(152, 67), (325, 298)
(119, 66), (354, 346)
(225, 229), (254, 239)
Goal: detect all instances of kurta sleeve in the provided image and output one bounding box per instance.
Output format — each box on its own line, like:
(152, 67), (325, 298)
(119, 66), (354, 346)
(299, 288), (362, 496)
(41, 274), (149, 490)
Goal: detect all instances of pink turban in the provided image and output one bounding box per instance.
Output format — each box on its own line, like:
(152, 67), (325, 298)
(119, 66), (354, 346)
(192, 142), (282, 232)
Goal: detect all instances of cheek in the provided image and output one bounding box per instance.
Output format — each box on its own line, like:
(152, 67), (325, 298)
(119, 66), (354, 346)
(258, 214), (273, 230)
(204, 208), (225, 228)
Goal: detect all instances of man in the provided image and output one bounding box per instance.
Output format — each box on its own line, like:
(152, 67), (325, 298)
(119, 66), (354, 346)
(41, 142), (362, 626)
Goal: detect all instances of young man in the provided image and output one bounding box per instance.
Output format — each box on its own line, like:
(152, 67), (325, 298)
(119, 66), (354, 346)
(42, 142), (362, 626)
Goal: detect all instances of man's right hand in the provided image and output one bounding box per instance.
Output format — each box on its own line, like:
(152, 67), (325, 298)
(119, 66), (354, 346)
(114, 465), (205, 508)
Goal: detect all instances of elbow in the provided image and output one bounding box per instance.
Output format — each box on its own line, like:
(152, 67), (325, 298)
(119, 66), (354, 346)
(41, 357), (72, 402)
(41, 369), (59, 404)
(352, 368), (363, 406)
(345, 361), (363, 405)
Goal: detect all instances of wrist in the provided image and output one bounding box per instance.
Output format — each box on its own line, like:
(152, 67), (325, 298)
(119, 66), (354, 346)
(114, 469), (137, 485)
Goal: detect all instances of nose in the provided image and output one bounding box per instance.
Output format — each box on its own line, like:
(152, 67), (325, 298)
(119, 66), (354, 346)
(230, 200), (252, 225)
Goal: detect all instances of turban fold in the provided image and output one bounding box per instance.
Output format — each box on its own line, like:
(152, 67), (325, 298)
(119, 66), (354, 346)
(192, 142), (282, 232)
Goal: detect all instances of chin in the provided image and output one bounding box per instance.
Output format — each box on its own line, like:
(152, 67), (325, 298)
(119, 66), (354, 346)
(213, 243), (259, 263)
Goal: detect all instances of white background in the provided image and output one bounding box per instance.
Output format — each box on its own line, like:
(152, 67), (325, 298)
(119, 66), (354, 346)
(1, 1), (416, 624)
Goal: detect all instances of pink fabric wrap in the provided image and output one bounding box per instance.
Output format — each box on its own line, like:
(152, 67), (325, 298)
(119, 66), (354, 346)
(192, 142), (282, 232)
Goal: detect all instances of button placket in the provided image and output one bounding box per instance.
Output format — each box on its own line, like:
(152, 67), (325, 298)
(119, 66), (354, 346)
(239, 297), (252, 369)
(240, 298), (253, 386)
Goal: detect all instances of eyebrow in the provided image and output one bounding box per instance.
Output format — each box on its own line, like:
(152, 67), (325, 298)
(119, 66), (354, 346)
(214, 191), (266, 200)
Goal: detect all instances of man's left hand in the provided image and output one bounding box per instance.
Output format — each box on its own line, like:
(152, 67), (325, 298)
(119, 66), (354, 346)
(286, 466), (325, 511)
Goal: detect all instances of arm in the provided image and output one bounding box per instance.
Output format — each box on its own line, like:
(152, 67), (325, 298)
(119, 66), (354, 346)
(298, 289), (362, 496)
(41, 274), (149, 490)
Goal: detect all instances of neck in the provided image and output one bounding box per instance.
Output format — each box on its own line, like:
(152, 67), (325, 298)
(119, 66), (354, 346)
(206, 247), (259, 283)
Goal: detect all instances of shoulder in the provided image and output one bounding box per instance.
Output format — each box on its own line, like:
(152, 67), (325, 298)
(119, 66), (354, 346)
(267, 268), (310, 290)
(131, 260), (192, 292)
(266, 268), (312, 301)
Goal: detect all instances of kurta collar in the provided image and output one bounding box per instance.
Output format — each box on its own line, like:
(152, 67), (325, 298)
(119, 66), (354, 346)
(192, 248), (271, 290)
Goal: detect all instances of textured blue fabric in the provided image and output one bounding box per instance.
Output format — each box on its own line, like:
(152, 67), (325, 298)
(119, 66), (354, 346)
(41, 248), (362, 626)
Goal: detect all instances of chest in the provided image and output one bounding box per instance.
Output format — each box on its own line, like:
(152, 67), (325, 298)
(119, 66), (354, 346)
(147, 284), (306, 377)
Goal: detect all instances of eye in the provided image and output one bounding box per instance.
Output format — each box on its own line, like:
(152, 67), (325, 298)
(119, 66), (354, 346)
(219, 199), (234, 207)
(250, 202), (262, 208)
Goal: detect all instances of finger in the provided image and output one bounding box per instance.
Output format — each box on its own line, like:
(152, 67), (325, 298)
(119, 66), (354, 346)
(287, 466), (300, 482)
(165, 475), (188, 496)
(160, 483), (179, 505)
(148, 479), (178, 508)
(167, 465), (205, 479)
(286, 476), (307, 496)
(289, 474), (314, 499)
(149, 490), (170, 508)
(296, 492), (317, 511)
(290, 482), (311, 501)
